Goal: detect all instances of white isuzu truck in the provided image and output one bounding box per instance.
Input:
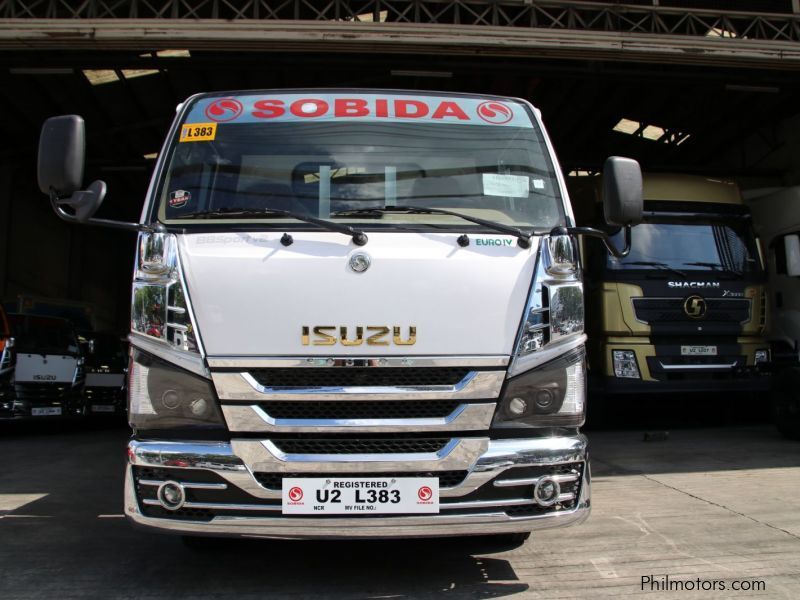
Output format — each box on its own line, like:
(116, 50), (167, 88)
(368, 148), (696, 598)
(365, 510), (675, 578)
(37, 90), (642, 542)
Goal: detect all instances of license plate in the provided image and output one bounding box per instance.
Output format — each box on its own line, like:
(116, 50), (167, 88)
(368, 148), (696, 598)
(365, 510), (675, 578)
(91, 405), (115, 413)
(282, 477), (439, 515)
(681, 345), (717, 356)
(31, 407), (62, 416)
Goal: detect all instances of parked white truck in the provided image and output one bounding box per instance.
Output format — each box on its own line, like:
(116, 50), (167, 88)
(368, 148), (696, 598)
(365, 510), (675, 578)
(37, 91), (642, 541)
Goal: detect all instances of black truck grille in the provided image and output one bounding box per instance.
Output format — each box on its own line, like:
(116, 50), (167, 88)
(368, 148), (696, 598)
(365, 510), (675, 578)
(258, 400), (461, 420)
(633, 297), (750, 324)
(14, 383), (74, 401)
(271, 438), (450, 455)
(248, 368), (470, 388)
(254, 470), (469, 490)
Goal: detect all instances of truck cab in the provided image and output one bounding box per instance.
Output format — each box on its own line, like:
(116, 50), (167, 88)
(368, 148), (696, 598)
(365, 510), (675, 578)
(746, 186), (800, 439)
(37, 90), (643, 541)
(573, 174), (769, 396)
(78, 331), (128, 417)
(0, 305), (12, 417)
(7, 313), (85, 419)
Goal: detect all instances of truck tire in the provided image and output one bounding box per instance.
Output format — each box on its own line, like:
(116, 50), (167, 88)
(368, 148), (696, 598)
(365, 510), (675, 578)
(771, 367), (800, 440)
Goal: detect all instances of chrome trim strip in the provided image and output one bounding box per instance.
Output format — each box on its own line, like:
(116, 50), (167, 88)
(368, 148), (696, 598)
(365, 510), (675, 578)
(137, 479), (228, 491)
(207, 356), (510, 369)
(128, 332), (209, 378)
(128, 436), (587, 501)
(658, 361), (738, 371)
(142, 499), (281, 512)
(493, 473), (580, 488)
(260, 438), (461, 463)
(221, 402), (496, 433)
(632, 296), (753, 326)
(212, 370), (505, 401)
(558, 493), (576, 503)
(439, 497), (535, 510)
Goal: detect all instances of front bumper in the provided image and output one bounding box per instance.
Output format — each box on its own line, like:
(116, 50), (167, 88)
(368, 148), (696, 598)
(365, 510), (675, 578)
(125, 435), (590, 539)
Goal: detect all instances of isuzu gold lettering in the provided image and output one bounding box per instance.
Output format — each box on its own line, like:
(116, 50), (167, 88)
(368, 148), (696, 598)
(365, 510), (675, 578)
(37, 90), (642, 542)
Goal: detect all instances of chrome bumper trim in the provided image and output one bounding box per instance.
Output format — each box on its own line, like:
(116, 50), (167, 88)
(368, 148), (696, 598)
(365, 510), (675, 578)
(221, 402), (496, 433)
(493, 473), (580, 488)
(207, 356), (510, 369)
(138, 480), (228, 491)
(212, 370), (505, 401)
(125, 435), (590, 538)
(658, 361), (738, 371)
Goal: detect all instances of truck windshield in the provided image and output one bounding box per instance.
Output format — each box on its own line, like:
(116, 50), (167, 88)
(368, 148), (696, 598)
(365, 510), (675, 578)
(156, 93), (564, 231)
(607, 222), (762, 276)
(8, 314), (79, 355)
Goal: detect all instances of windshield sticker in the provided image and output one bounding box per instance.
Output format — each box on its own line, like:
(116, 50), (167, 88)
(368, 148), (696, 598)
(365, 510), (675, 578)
(532, 179), (545, 190)
(184, 94), (533, 129)
(169, 190), (191, 208)
(179, 122), (217, 142)
(482, 173), (530, 198)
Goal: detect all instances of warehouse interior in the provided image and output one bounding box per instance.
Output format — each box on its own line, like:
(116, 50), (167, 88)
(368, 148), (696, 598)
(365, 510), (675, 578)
(1, 0), (800, 330)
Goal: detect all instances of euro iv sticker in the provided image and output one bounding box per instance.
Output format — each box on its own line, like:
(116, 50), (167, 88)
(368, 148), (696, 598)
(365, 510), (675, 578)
(180, 122), (217, 142)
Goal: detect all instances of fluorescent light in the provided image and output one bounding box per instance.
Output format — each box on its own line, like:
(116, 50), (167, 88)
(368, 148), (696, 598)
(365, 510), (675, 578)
(121, 69), (159, 80)
(707, 27), (738, 38)
(390, 70), (453, 78)
(613, 117), (687, 146)
(10, 68), (73, 75)
(726, 84), (780, 94)
(568, 170), (597, 177)
(156, 49), (191, 58)
(83, 69), (119, 85)
(358, 9), (388, 22)
(143, 152), (158, 160)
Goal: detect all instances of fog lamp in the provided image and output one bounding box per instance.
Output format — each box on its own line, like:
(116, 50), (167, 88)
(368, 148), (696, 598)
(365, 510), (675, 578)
(534, 476), (561, 507)
(507, 397), (528, 416)
(612, 350), (640, 379)
(190, 397), (209, 417)
(157, 481), (185, 511)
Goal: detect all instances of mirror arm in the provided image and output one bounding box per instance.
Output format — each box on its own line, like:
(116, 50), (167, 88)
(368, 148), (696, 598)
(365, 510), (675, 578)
(567, 225), (632, 259)
(49, 192), (152, 233)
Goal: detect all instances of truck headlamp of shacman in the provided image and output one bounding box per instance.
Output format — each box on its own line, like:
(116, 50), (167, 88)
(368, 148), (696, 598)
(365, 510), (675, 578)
(494, 348), (586, 428)
(612, 349), (641, 379)
(754, 349), (770, 365)
(128, 348), (224, 431)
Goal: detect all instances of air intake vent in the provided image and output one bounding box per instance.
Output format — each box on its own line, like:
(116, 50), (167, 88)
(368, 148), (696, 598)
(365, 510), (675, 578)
(258, 400), (461, 420)
(249, 368), (471, 388)
(271, 438), (450, 455)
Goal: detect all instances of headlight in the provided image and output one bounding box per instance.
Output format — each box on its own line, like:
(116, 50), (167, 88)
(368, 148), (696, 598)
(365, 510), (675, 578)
(511, 234), (584, 376)
(612, 350), (640, 379)
(494, 348), (586, 428)
(128, 348), (224, 431)
(754, 349), (769, 365)
(132, 232), (201, 355)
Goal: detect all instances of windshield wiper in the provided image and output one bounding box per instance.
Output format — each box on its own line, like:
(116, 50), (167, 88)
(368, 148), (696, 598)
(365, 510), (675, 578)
(331, 205), (534, 248)
(175, 207), (367, 246)
(682, 262), (742, 277)
(624, 260), (688, 279)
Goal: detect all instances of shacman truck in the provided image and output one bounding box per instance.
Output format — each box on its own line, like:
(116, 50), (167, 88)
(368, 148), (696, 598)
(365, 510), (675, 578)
(571, 174), (769, 397)
(37, 90), (642, 542)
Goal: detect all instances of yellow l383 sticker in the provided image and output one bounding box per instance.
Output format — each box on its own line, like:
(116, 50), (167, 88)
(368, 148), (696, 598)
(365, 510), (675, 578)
(180, 122), (217, 142)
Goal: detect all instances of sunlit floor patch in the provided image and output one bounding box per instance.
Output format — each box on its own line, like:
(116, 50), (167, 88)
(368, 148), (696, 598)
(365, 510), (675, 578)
(0, 493), (48, 516)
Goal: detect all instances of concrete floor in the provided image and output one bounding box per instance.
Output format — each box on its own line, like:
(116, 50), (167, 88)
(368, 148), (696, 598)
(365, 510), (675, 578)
(1, 422), (799, 599)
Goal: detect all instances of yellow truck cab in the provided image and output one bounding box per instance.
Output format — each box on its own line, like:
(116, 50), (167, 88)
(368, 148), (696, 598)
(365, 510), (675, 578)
(571, 174), (770, 396)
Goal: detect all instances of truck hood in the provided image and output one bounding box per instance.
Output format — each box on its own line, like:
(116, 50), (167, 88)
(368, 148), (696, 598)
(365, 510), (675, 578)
(178, 232), (537, 356)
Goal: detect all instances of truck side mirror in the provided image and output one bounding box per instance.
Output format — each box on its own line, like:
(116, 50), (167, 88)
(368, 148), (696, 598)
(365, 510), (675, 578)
(785, 234), (800, 276)
(38, 115), (107, 223)
(603, 156), (643, 227)
(38, 115), (85, 197)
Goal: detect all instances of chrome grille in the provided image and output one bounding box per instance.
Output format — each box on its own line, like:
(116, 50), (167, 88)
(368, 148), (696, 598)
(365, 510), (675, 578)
(248, 367), (472, 388)
(633, 297), (750, 324)
(256, 400), (461, 420)
(270, 438), (451, 455)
